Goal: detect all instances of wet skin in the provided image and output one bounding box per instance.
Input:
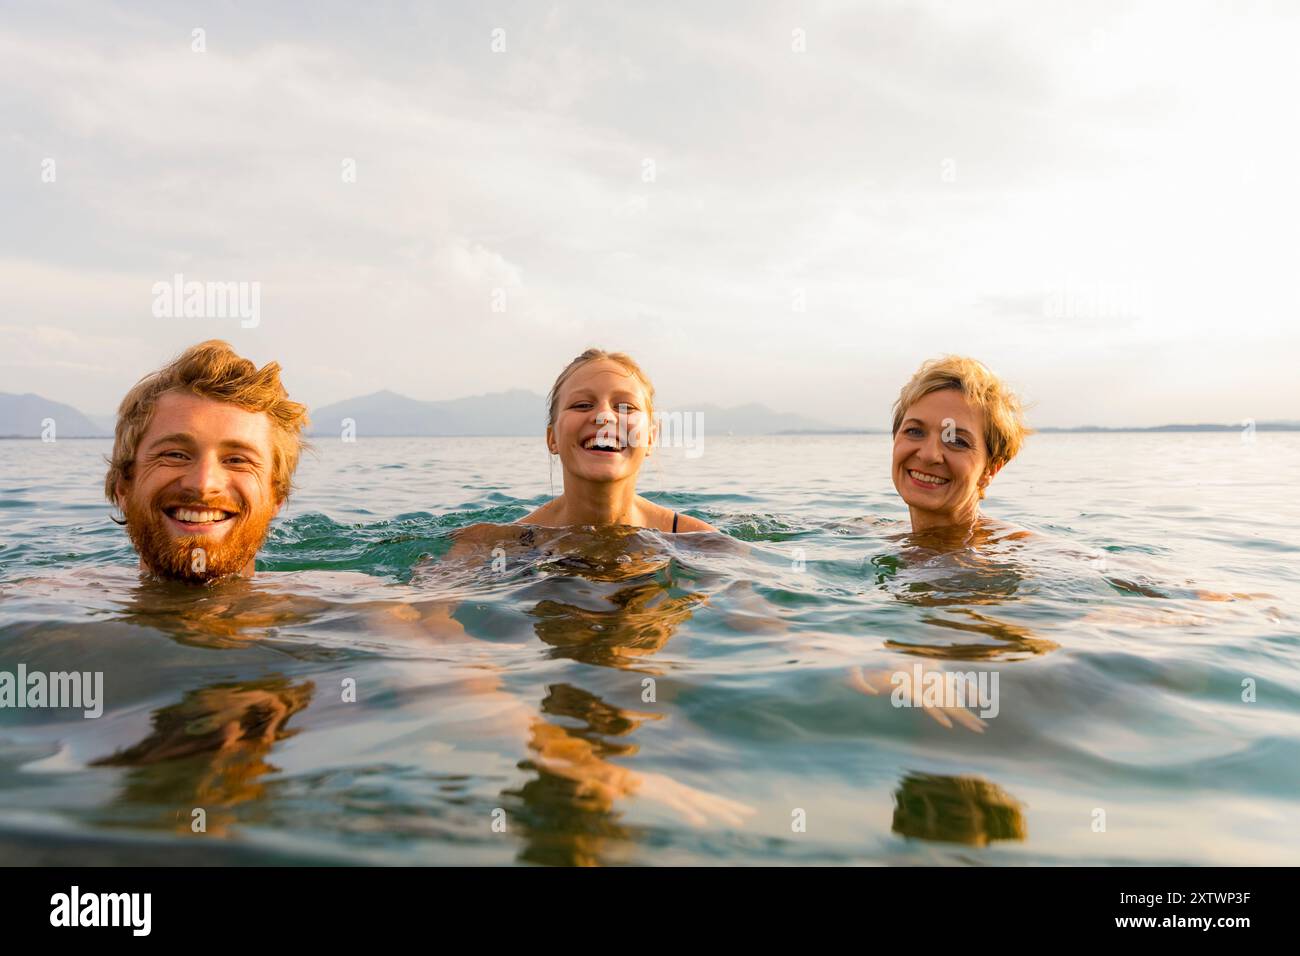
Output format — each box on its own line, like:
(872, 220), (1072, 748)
(891, 388), (1003, 535)
(116, 391), (282, 581)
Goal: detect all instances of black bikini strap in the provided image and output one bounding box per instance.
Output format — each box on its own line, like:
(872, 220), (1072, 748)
(672, 512), (679, 533)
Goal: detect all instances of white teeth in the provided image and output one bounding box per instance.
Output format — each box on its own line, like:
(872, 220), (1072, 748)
(584, 437), (621, 450)
(173, 508), (230, 523)
(908, 469), (949, 485)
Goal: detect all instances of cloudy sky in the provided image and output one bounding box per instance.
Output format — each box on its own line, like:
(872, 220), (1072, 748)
(2, 0), (1297, 428)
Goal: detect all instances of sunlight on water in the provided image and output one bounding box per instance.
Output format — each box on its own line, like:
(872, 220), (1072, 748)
(1, 434), (1298, 865)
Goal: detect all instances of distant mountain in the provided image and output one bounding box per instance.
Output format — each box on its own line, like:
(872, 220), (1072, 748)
(306, 389), (545, 437)
(305, 390), (852, 437)
(0, 393), (108, 438)
(687, 402), (859, 435)
(1037, 422), (1300, 433)
(4, 387), (1297, 439)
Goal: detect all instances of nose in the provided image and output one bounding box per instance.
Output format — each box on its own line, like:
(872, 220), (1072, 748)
(920, 431), (945, 464)
(179, 450), (227, 501)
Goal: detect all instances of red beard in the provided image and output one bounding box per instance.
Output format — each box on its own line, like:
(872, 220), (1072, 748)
(123, 491), (276, 583)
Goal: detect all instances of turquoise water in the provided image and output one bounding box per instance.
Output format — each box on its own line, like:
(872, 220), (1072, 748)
(1, 433), (1298, 865)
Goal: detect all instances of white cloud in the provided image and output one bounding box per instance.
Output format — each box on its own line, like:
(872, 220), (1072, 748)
(1, 1), (1297, 427)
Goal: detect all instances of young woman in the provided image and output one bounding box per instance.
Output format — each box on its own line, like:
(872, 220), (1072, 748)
(889, 355), (1030, 537)
(521, 348), (715, 532)
(401, 351), (740, 833)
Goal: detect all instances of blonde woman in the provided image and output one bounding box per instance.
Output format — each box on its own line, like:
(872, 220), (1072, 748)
(419, 348), (716, 594)
(404, 350), (745, 831)
(522, 348), (715, 532)
(889, 355), (1030, 536)
(844, 355), (1035, 726)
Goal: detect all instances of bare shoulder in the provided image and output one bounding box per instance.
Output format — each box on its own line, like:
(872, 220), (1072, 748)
(674, 512), (717, 533)
(639, 497), (716, 533)
(516, 500), (561, 527)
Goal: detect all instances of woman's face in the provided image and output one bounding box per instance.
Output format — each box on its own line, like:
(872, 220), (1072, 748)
(891, 387), (999, 528)
(548, 360), (655, 485)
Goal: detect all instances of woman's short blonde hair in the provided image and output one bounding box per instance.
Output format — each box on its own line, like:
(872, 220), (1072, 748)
(546, 348), (656, 428)
(891, 355), (1031, 478)
(105, 340), (310, 504)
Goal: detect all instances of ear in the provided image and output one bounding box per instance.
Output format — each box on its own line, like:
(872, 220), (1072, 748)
(114, 478), (128, 512)
(980, 460), (1004, 488)
(545, 425), (558, 456)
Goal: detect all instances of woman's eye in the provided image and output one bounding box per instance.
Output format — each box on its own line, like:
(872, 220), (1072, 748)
(905, 428), (923, 438)
(948, 437), (971, 449)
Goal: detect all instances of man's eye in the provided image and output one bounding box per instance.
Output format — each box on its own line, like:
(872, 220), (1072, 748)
(162, 451), (188, 460)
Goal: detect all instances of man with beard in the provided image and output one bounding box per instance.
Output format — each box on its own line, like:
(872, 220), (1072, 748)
(105, 339), (309, 583)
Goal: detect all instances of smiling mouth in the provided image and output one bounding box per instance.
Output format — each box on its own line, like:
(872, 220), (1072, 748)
(582, 436), (625, 454)
(163, 505), (238, 528)
(907, 468), (950, 487)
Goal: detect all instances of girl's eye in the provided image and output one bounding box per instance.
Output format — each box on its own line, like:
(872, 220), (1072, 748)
(905, 428), (923, 438)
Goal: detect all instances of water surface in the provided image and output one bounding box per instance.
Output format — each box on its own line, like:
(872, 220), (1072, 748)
(1, 434), (1297, 865)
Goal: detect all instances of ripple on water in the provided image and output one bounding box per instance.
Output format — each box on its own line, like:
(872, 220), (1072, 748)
(1, 435), (1298, 864)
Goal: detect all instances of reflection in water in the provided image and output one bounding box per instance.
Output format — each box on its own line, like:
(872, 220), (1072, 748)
(875, 521), (1059, 662)
(5, 428), (1297, 867)
(892, 772), (1027, 846)
(504, 683), (654, 867)
(517, 528), (708, 667)
(530, 581), (706, 669)
(19, 537), (744, 864)
(107, 569), (477, 656)
(91, 677), (315, 836)
(470, 526), (750, 864)
(113, 577), (334, 650)
(504, 683), (753, 866)
(889, 609), (1060, 661)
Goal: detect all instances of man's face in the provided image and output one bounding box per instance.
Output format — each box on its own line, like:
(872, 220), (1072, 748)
(117, 391), (281, 583)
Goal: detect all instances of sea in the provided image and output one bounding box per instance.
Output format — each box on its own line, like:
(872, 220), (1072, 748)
(1, 433), (1297, 865)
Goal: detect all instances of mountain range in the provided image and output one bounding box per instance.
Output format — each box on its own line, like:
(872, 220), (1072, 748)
(1, 390), (1296, 438)
(304, 390), (847, 436)
(0, 389), (858, 438)
(0, 394), (108, 438)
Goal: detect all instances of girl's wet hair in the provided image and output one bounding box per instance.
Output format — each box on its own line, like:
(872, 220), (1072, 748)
(546, 348), (656, 429)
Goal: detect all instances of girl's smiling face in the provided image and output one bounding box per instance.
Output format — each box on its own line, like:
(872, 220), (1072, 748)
(548, 359), (655, 484)
(891, 387), (1000, 529)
